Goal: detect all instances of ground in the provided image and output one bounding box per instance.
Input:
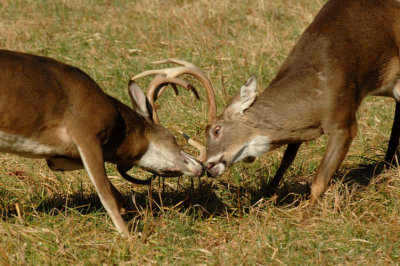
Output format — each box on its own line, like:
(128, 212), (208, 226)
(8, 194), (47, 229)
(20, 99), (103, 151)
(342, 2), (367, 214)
(0, 0), (399, 264)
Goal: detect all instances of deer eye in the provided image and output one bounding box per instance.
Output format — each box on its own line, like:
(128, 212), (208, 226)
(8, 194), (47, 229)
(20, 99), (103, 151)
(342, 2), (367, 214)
(212, 125), (221, 137)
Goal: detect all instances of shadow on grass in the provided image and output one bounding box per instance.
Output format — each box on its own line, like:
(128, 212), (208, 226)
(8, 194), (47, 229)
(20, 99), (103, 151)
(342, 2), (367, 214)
(0, 158), (395, 223)
(0, 179), (228, 222)
(340, 159), (389, 186)
(250, 157), (394, 207)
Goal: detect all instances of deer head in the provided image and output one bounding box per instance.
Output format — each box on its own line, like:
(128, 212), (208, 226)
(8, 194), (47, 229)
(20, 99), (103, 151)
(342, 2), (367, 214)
(204, 76), (272, 177)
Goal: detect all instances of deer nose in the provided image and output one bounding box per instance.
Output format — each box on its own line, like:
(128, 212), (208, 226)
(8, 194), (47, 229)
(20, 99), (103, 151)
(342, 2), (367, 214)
(206, 162), (215, 171)
(206, 162), (216, 177)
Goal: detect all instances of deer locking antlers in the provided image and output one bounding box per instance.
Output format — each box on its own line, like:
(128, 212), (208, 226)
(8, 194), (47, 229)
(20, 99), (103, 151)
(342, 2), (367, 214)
(131, 59), (216, 162)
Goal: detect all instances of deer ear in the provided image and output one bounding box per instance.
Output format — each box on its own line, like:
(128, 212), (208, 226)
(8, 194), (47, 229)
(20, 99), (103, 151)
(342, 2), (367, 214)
(223, 76), (257, 118)
(128, 80), (152, 119)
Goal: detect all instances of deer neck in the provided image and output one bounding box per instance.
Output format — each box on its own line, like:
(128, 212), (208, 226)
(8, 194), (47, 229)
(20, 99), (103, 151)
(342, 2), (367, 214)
(102, 97), (150, 166)
(244, 74), (324, 147)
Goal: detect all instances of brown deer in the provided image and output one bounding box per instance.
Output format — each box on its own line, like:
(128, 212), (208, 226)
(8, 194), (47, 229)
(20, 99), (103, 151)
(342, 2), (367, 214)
(203, 0), (400, 207)
(0, 50), (214, 237)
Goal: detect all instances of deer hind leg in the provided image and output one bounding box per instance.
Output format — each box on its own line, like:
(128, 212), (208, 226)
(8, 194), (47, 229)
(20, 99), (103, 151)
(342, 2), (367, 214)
(385, 101), (400, 164)
(309, 121), (358, 207)
(269, 142), (302, 188)
(72, 134), (129, 237)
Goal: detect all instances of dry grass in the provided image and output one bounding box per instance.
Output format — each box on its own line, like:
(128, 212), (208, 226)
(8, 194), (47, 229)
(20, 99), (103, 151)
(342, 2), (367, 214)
(0, 0), (399, 264)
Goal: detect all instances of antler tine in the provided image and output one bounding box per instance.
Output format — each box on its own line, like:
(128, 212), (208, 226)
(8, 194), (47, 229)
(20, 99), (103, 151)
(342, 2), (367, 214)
(180, 131), (206, 162)
(156, 81), (199, 100)
(175, 66), (217, 122)
(136, 66), (186, 79)
(151, 59), (217, 122)
(131, 69), (169, 80)
(146, 74), (197, 124)
(132, 58), (196, 80)
(152, 58), (196, 68)
(131, 66), (197, 87)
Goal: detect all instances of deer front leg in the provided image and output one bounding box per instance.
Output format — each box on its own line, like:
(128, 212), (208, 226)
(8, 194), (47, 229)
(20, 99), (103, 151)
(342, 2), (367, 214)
(309, 122), (357, 207)
(269, 142), (302, 188)
(72, 134), (129, 237)
(385, 101), (400, 164)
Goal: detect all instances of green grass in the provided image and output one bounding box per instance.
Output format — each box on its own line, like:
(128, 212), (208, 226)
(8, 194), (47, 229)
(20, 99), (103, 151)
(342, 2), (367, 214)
(1, 0), (400, 264)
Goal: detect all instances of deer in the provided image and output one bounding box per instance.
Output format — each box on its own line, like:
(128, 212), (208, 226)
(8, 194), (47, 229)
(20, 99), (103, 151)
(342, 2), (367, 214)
(0, 50), (216, 237)
(200, 0), (400, 208)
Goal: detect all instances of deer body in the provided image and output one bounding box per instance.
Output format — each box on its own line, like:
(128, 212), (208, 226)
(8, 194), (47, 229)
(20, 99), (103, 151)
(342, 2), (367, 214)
(0, 49), (204, 236)
(0, 50), (117, 159)
(205, 0), (400, 206)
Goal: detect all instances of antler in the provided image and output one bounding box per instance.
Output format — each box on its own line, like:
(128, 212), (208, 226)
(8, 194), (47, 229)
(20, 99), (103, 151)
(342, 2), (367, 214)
(179, 131), (206, 162)
(131, 58), (217, 123)
(131, 59), (215, 162)
(143, 74), (199, 124)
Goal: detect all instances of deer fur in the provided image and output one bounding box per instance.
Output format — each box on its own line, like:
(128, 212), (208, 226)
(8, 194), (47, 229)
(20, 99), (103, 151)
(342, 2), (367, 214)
(0, 49), (204, 237)
(205, 0), (400, 207)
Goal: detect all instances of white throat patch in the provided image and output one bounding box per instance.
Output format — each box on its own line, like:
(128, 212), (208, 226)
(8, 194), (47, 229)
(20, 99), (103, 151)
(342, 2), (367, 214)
(232, 135), (271, 164)
(138, 142), (175, 170)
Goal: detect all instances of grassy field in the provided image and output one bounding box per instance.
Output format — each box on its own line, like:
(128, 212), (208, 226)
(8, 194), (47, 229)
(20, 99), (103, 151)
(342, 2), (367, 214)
(1, 0), (399, 264)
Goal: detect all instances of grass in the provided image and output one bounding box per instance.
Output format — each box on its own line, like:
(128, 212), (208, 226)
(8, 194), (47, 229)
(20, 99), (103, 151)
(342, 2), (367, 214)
(0, 0), (399, 264)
